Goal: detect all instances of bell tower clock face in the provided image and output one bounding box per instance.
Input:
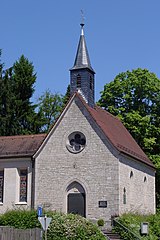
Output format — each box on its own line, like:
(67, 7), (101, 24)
(66, 132), (86, 153)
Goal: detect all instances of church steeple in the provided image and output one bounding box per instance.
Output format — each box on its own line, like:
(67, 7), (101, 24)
(71, 23), (94, 73)
(70, 23), (95, 108)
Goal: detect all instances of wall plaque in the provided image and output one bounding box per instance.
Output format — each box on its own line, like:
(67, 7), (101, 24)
(99, 201), (107, 208)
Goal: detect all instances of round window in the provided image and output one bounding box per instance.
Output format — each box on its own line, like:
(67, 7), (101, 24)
(66, 132), (86, 153)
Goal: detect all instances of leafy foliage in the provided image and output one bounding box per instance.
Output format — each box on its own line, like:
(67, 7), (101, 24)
(0, 210), (105, 240)
(113, 213), (160, 240)
(0, 209), (40, 229)
(98, 68), (160, 205)
(98, 68), (160, 155)
(0, 53), (68, 135)
(62, 84), (70, 106)
(0, 49), (3, 76)
(0, 54), (37, 135)
(36, 90), (64, 132)
(46, 212), (105, 240)
(97, 219), (105, 227)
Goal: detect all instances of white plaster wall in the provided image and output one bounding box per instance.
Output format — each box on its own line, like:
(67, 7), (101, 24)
(35, 99), (119, 222)
(0, 158), (32, 214)
(119, 154), (155, 215)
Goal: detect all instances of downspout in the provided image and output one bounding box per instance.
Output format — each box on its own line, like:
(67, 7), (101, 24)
(31, 156), (35, 209)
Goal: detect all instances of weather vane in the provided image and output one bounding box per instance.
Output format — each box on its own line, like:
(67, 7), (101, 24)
(81, 10), (85, 26)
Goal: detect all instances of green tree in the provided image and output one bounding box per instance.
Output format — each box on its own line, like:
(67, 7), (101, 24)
(0, 49), (3, 77)
(62, 84), (70, 106)
(11, 55), (37, 135)
(98, 68), (160, 206)
(0, 51), (14, 136)
(37, 90), (64, 132)
(0, 55), (37, 135)
(0, 67), (13, 135)
(98, 68), (160, 155)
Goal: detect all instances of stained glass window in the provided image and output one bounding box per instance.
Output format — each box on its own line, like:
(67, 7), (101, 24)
(66, 132), (86, 153)
(0, 171), (4, 203)
(19, 169), (27, 202)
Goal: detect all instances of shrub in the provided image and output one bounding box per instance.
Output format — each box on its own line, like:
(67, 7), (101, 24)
(0, 209), (40, 229)
(113, 213), (160, 240)
(0, 210), (106, 240)
(97, 218), (105, 227)
(47, 212), (106, 240)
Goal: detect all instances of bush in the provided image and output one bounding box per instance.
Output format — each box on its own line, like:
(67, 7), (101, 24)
(0, 209), (40, 229)
(0, 210), (105, 240)
(47, 212), (106, 240)
(97, 219), (104, 227)
(113, 213), (160, 240)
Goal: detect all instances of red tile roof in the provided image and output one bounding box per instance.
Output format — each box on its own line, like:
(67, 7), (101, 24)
(76, 93), (154, 168)
(0, 93), (155, 169)
(0, 134), (46, 158)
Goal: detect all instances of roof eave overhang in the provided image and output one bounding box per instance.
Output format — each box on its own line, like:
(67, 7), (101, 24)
(69, 66), (95, 74)
(0, 154), (33, 159)
(119, 150), (156, 170)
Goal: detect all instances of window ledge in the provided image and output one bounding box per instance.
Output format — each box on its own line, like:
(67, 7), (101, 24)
(0, 203), (3, 205)
(15, 202), (27, 205)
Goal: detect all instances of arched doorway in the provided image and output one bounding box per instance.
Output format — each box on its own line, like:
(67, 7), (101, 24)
(67, 181), (86, 217)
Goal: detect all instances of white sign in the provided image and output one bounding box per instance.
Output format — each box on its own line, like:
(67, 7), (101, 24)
(38, 216), (52, 231)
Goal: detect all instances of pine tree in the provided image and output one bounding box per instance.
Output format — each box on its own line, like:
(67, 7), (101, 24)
(0, 54), (37, 135)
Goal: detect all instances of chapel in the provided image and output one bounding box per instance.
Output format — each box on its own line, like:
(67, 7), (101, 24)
(0, 23), (155, 224)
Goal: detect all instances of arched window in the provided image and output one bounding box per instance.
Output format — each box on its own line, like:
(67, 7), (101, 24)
(76, 74), (81, 89)
(123, 187), (126, 204)
(130, 171), (133, 178)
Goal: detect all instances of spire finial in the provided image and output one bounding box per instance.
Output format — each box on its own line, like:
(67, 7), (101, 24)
(81, 10), (85, 25)
(80, 10), (85, 35)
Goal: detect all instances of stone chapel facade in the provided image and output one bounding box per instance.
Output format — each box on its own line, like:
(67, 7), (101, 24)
(0, 23), (155, 223)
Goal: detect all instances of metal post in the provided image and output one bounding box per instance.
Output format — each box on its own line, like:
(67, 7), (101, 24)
(44, 215), (47, 240)
(40, 229), (43, 240)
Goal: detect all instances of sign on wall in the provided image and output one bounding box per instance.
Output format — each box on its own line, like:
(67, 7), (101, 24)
(98, 201), (107, 208)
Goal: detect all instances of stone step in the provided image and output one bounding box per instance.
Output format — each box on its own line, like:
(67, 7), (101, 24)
(102, 229), (122, 240)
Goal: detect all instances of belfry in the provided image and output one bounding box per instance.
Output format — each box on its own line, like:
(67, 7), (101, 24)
(70, 23), (95, 107)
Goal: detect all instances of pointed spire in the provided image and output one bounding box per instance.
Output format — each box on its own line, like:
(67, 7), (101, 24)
(71, 23), (95, 73)
(80, 23), (84, 36)
(70, 21), (95, 108)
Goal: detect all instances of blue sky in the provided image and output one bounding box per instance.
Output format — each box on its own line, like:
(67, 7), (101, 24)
(1, 0), (160, 102)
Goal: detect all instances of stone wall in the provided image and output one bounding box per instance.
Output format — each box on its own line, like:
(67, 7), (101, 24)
(34, 97), (155, 222)
(119, 154), (155, 215)
(0, 97), (155, 220)
(35, 98), (119, 222)
(0, 158), (32, 214)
